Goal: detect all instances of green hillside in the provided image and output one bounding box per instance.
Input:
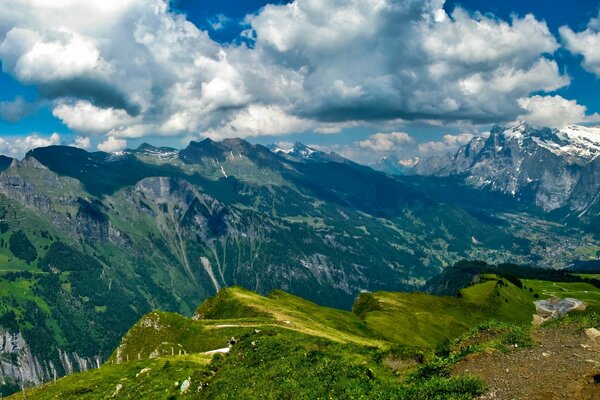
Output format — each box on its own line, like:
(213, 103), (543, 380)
(9, 274), (572, 400)
(355, 275), (535, 348)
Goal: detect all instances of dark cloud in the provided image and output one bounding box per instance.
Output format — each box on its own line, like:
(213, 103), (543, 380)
(0, 96), (38, 122)
(38, 77), (140, 116)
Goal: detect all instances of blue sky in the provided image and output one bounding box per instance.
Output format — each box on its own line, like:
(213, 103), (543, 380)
(0, 0), (600, 162)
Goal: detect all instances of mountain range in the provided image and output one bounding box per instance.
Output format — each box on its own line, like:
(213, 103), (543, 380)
(0, 129), (598, 393)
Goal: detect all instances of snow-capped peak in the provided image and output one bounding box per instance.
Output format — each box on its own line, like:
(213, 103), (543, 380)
(498, 123), (600, 163)
(268, 142), (317, 158)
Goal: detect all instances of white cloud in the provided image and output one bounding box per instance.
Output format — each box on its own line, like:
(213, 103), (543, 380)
(0, 132), (61, 157)
(52, 100), (138, 134)
(418, 133), (476, 155)
(0, 0), (575, 145)
(0, 27), (104, 84)
(358, 132), (414, 152)
(205, 105), (312, 139)
(0, 0), (249, 139)
(207, 14), (233, 31)
(97, 136), (127, 152)
(245, 0), (567, 124)
(71, 135), (91, 149)
(560, 13), (600, 77)
(517, 95), (600, 128)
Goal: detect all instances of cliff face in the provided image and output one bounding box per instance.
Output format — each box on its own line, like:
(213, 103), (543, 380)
(412, 123), (600, 212)
(0, 331), (99, 389)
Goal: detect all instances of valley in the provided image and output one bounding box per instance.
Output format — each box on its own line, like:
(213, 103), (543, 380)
(1, 0), (599, 397)
(0, 135), (597, 396)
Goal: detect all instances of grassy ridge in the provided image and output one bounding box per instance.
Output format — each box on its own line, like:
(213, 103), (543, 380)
(196, 287), (384, 346)
(8, 276), (556, 399)
(356, 276), (535, 348)
(11, 268), (600, 399)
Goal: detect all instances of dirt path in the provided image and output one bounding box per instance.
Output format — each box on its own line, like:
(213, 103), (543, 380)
(452, 325), (600, 400)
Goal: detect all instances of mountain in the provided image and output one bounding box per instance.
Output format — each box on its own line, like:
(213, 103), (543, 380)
(0, 138), (547, 393)
(0, 155), (14, 172)
(370, 155), (419, 176)
(266, 142), (344, 163)
(412, 123), (600, 213)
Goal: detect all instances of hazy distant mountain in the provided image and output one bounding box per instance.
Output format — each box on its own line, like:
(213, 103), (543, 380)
(370, 154), (420, 176)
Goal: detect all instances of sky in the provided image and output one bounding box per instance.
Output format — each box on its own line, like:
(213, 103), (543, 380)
(1, 0), (600, 164)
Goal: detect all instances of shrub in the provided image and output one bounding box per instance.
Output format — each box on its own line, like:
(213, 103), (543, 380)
(352, 292), (382, 319)
(8, 231), (37, 264)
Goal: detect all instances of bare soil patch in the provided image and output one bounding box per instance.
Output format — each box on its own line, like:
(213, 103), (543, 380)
(452, 324), (600, 399)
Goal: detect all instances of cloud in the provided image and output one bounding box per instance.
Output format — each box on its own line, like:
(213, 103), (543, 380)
(358, 132), (414, 152)
(71, 135), (91, 149)
(207, 14), (233, 31)
(97, 136), (127, 152)
(0, 132), (61, 157)
(418, 133), (477, 155)
(0, 0), (249, 140)
(0, 0), (573, 145)
(0, 96), (37, 122)
(205, 104), (312, 139)
(52, 100), (138, 134)
(244, 0), (566, 124)
(0, 27), (104, 84)
(517, 95), (600, 128)
(560, 13), (600, 76)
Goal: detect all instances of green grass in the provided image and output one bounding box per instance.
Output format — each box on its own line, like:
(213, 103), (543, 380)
(11, 328), (486, 400)
(9, 354), (212, 399)
(12, 276), (597, 400)
(108, 311), (259, 364)
(358, 277), (535, 348)
(523, 279), (600, 312)
(195, 287), (385, 347)
(573, 273), (600, 280)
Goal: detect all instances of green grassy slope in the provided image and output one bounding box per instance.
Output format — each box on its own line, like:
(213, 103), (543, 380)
(10, 326), (489, 400)
(195, 287), (384, 346)
(112, 287), (385, 366)
(524, 279), (600, 312)
(356, 276), (535, 348)
(11, 275), (574, 400)
(10, 285), (506, 400)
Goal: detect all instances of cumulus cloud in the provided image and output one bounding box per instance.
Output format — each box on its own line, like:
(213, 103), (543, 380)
(71, 135), (91, 149)
(0, 132), (61, 157)
(418, 133), (477, 155)
(560, 13), (600, 76)
(0, 27), (104, 84)
(358, 132), (413, 152)
(97, 136), (127, 152)
(205, 105), (312, 139)
(517, 95), (600, 128)
(0, 0), (574, 146)
(52, 100), (138, 134)
(244, 0), (566, 124)
(0, 0), (249, 140)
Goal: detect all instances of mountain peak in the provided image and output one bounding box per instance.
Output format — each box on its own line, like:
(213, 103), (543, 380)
(491, 123), (600, 163)
(267, 141), (322, 160)
(412, 123), (600, 211)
